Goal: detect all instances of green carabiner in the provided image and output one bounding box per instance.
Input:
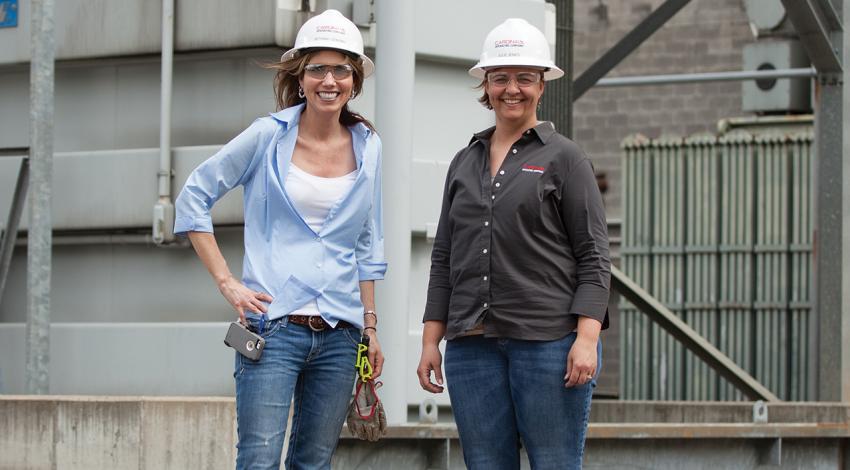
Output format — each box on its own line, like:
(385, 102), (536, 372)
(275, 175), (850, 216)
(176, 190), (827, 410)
(355, 335), (373, 382)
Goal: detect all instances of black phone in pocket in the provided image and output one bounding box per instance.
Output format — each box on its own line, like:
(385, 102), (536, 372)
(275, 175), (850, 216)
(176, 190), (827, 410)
(224, 321), (265, 361)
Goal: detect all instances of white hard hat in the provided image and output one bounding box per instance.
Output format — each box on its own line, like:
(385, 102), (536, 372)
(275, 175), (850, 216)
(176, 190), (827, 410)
(469, 18), (564, 81)
(281, 9), (375, 78)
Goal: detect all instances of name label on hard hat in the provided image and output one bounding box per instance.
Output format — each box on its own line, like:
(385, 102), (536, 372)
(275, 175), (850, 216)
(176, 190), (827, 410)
(495, 40), (525, 48)
(317, 25), (346, 35)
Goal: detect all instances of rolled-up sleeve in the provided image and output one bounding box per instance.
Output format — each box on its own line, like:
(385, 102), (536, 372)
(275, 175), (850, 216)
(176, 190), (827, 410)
(356, 137), (387, 280)
(561, 158), (611, 323)
(174, 119), (268, 236)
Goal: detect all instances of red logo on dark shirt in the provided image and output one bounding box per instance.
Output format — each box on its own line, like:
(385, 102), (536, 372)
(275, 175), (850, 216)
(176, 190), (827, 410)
(521, 165), (545, 174)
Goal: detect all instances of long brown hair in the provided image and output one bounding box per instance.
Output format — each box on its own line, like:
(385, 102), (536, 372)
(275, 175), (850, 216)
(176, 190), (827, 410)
(266, 50), (375, 131)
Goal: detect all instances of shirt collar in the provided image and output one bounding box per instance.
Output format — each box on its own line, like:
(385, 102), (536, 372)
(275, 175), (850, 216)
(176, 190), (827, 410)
(269, 103), (372, 139)
(530, 121), (556, 144)
(469, 121), (556, 146)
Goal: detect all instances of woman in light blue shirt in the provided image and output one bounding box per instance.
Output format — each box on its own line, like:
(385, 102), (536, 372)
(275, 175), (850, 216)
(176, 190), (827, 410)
(174, 10), (385, 469)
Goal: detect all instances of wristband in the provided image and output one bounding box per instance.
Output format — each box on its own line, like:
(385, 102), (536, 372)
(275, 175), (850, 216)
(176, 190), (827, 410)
(363, 326), (377, 333)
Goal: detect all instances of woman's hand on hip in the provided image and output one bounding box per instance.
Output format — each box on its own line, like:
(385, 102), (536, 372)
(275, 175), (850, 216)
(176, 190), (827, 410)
(365, 329), (384, 379)
(564, 335), (598, 388)
(217, 276), (273, 322)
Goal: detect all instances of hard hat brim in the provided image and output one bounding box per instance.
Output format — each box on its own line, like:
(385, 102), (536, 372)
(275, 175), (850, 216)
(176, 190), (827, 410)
(469, 60), (565, 81)
(281, 47), (375, 78)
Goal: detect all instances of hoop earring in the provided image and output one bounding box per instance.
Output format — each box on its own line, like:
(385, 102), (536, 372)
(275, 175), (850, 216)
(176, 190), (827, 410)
(350, 90), (358, 100)
(298, 86), (305, 99)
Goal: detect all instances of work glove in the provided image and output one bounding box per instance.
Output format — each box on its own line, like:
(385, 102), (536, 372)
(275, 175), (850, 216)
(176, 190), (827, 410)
(346, 379), (387, 441)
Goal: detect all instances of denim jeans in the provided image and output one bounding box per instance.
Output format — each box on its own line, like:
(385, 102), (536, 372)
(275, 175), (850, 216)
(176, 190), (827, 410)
(234, 314), (360, 470)
(445, 332), (601, 470)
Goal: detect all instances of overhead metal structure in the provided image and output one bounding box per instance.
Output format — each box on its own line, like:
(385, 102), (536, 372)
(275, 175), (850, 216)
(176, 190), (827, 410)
(572, 0), (847, 402)
(781, 0), (847, 402)
(781, 0), (842, 73)
(573, 0), (692, 100)
(595, 67), (816, 87)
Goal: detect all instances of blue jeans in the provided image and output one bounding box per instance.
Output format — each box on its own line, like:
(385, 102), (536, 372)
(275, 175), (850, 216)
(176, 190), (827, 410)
(445, 333), (601, 470)
(234, 315), (360, 470)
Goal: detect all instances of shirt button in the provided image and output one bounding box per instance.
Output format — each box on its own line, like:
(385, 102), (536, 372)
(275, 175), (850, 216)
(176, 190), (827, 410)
(495, 182), (501, 188)
(483, 276), (488, 281)
(491, 195), (495, 200)
(482, 249), (488, 254)
(499, 170), (505, 175)
(483, 302), (488, 308)
(315, 262), (322, 268)
(511, 148), (517, 154)
(526, 130), (531, 135)
(484, 221), (489, 226)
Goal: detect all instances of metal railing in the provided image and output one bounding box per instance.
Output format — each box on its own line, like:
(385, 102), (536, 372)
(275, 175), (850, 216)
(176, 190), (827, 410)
(0, 148), (29, 305)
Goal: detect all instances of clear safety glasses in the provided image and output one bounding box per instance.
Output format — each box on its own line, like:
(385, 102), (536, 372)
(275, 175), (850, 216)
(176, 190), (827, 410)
(486, 72), (542, 88)
(304, 64), (355, 80)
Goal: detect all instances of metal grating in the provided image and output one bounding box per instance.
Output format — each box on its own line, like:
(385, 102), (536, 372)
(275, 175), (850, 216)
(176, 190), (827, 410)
(620, 126), (813, 401)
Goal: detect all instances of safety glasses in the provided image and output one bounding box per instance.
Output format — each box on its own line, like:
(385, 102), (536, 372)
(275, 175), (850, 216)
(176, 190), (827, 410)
(304, 63), (354, 80)
(486, 72), (541, 88)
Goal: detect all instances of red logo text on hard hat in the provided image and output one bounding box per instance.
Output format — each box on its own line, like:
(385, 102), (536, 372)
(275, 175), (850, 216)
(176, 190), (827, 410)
(495, 39), (525, 48)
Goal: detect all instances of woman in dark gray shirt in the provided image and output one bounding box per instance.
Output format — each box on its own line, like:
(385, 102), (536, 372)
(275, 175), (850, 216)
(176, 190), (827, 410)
(416, 18), (610, 470)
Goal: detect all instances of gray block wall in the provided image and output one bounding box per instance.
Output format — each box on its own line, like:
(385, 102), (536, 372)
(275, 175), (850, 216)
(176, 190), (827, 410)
(573, 0), (755, 219)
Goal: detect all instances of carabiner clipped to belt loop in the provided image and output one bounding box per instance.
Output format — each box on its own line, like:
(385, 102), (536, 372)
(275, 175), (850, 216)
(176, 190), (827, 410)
(355, 334), (373, 382)
(258, 313), (268, 335)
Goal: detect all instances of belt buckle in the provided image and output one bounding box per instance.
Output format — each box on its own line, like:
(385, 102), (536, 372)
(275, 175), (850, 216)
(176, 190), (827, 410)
(308, 316), (326, 332)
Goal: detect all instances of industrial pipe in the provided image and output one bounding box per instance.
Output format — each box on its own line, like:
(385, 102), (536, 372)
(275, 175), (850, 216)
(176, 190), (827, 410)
(594, 67), (816, 87)
(374, 0), (414, 425)
(152, 0), (175, 245)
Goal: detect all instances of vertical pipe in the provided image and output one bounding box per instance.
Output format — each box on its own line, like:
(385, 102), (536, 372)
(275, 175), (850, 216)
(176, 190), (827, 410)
(27, 0), (55, 395)
(542, 0), (573, 137)
(841, 0), (850, 403)
(153, 0), (175, 244)
(374, 0), (414, 424)
(814, 76), (843, 401)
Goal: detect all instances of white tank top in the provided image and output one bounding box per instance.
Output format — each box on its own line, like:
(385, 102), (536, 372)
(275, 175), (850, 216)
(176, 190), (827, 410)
(284, 162), (357, 316)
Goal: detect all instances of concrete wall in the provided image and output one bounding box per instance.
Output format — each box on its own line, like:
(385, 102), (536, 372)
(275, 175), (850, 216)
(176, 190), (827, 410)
(2, 397), (848, 469)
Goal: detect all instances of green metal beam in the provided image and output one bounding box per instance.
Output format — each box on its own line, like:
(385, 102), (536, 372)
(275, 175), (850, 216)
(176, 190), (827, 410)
(612, 266), (781, 402)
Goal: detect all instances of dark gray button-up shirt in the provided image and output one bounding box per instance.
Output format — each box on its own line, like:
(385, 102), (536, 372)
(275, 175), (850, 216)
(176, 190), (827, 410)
(423, 122), (610, 341)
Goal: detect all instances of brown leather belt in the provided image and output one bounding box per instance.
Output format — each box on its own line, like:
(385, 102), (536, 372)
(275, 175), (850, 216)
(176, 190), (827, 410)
(288, 314), (355, 331)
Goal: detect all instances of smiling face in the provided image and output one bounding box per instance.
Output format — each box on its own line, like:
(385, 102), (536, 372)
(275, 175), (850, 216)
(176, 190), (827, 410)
(298, 50), (355, 116)
(484, 67), (545, 128)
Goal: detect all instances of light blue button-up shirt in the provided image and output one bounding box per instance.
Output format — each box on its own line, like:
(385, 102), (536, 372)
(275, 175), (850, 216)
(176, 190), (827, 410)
(174, 103), (386, 328)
